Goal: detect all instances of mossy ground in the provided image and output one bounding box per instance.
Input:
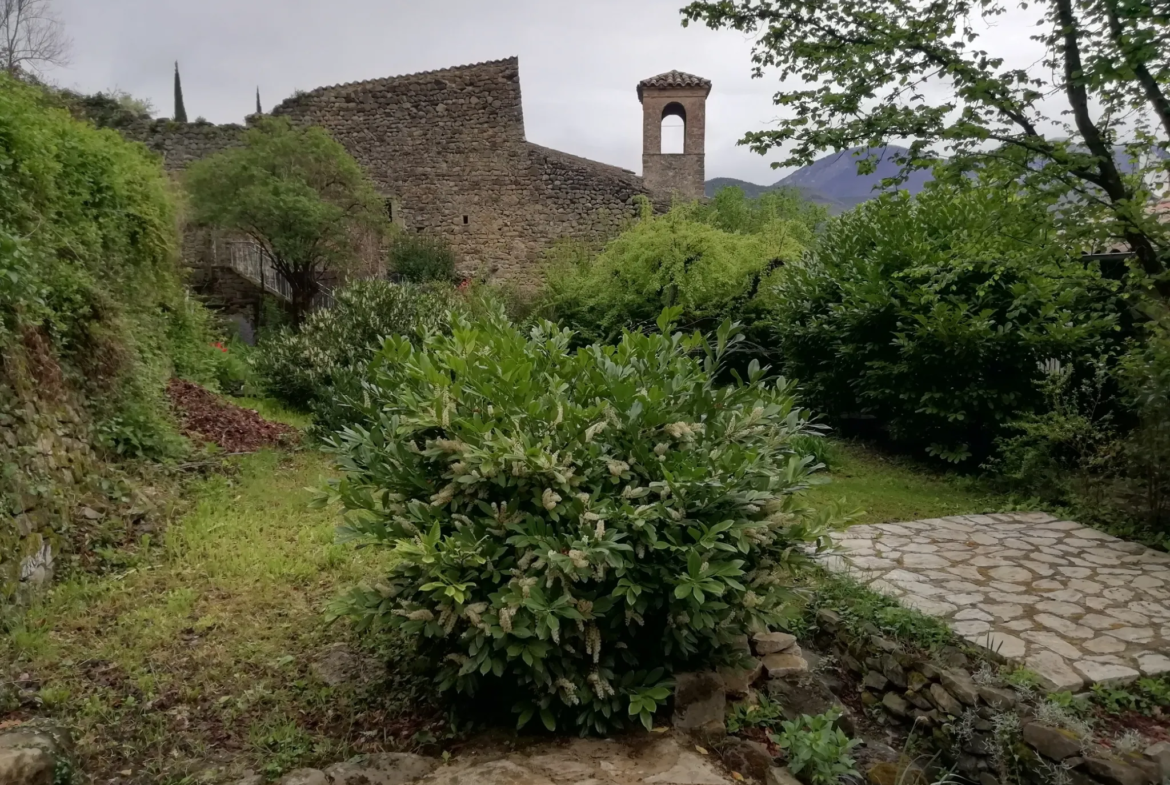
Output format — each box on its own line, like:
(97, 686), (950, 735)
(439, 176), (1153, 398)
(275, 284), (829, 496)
(1, 445), (441, 784)
(803, 440), (1020, 526)
(0, 433), (1018, 783)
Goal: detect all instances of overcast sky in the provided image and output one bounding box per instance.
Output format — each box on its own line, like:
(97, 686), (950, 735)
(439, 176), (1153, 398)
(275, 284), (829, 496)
(50, 0), (1050, 185)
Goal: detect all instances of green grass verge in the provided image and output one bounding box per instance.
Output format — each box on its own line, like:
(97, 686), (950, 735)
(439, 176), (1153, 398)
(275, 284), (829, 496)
(803, 440), (1017, 526)
(226, 396), (314, 429)
(0, 449), (433, 784)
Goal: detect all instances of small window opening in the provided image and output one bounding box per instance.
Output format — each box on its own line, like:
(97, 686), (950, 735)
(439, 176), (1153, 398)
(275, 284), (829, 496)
(462, 215), (469, 225)
(384, 198), (394, 221)
(661, 102), (686, 154)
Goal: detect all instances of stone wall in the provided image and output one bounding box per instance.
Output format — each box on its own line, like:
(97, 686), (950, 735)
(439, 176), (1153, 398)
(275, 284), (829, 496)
(120, 118), (245, 171)
(815, 609), (1170, 785)
(0, 333), (97, 602)
(119, 58), (658, 289)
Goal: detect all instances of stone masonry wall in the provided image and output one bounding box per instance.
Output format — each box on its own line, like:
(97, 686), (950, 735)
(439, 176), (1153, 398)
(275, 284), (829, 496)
(119, 58), (656, 288)
(120, 119), (245, 171)
(815, 609), (1170, 785)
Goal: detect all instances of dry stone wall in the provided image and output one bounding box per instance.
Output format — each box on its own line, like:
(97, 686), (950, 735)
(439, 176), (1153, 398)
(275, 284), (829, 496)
(120, 58), (658, 288)
(815, 609), (1170, 785)
(120, 118), (245, 171)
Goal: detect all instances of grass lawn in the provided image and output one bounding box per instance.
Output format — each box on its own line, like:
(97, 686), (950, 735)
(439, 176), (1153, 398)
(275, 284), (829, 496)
(802, 440), (1019, 526)
(0, 449), (435, 785)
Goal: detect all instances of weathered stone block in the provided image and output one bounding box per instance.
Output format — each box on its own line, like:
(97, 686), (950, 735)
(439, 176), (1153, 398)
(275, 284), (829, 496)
(1023, 723), (1083, 760)
(753, 632), (797, 655)
(673, 672), (727, 735)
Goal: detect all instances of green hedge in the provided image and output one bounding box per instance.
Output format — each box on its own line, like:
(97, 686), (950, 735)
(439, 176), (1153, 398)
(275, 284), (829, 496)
(541, 189), (823, 349)
(765, 185), (1124, 463)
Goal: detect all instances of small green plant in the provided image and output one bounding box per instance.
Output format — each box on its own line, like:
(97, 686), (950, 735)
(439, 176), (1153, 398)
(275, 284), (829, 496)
(726, 693), (787, 734)
(1091, 684), (1143, 715)
(1004, 667), (1042, 694)
(806, 574), (953, 651)
(1090, 677), (1170, 716)
(770, 710), (860, 785)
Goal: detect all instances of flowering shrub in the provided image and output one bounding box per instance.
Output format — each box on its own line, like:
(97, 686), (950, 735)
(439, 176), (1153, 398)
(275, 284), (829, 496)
(325, 306), (845, 733)
(253, 280), (456, 413)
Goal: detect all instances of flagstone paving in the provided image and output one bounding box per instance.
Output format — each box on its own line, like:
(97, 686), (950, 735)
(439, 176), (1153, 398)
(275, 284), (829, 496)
(827, 512), (1170, 692)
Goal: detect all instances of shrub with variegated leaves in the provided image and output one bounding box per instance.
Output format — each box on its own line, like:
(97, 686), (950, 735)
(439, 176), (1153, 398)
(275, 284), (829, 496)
(325, 306), (844, 734)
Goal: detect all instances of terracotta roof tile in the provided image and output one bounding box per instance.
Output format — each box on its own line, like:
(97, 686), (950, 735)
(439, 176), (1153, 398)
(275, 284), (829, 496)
(637, 71), (712, 101)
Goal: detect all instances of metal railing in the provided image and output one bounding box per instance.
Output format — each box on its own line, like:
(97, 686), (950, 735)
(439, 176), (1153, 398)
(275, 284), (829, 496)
(224, 240), (335, 310)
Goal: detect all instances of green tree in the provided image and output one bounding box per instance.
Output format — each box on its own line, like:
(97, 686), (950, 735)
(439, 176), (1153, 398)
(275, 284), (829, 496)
(681, 0), (1170, 298)
(184, 117), (387, 323)
(173, 61), (186, 122)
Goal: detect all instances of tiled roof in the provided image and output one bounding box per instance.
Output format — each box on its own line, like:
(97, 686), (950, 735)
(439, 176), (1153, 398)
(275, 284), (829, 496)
(637, 71), (712, 101)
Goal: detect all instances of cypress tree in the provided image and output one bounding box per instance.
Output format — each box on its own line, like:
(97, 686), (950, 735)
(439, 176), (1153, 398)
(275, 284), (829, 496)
(173, 62), (188, 122)
(255, 87), (262, 115)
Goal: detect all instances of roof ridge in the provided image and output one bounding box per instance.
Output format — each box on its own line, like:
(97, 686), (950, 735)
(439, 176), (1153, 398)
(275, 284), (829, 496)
(637, 70), (712, 101)
(271, 56), (519, 110)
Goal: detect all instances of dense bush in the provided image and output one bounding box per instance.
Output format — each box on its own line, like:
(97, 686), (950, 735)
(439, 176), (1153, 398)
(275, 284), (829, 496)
(542, 190), (820, 348)
(767, 185), (1124, 463)
(0, 75), (221, 457)
(326, 307), (844, 733)
(253, 279), (456, 417)
(994, 312), (1170, 541)
(0, 76), (222, 596)
(388, 233), (458, 284)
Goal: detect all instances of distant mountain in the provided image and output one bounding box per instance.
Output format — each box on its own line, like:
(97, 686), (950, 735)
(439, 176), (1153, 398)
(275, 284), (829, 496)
(706, 146), (933, 212)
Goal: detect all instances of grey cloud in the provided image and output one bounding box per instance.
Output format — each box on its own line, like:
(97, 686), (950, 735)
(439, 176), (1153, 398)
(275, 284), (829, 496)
(50, 0), (1051, 185)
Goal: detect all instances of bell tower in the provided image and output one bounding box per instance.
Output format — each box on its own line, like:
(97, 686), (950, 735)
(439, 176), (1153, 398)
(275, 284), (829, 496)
(638, 70), (712, 200)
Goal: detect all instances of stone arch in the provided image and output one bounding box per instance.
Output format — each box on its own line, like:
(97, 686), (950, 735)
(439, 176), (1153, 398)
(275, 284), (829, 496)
(660, 101), (686, 154)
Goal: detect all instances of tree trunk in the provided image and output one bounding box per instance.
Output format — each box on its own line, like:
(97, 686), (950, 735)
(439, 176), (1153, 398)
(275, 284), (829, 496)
(287, 272), (320, 327)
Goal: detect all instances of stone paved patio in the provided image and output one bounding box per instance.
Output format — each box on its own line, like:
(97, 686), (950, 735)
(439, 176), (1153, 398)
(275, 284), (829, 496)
(828, 512), (1170, 691)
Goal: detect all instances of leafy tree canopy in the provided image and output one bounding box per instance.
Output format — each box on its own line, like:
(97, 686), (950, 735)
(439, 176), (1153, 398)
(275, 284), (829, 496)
(184, 117), (386, 322)
(681, 0), (1170, 297)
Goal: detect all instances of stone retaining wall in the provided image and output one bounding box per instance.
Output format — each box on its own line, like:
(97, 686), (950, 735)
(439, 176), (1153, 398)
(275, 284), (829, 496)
(815, 609), (1169, 785)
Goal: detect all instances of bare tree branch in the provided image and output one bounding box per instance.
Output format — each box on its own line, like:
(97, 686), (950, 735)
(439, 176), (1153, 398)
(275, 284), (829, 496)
(0, 0), (70, 77)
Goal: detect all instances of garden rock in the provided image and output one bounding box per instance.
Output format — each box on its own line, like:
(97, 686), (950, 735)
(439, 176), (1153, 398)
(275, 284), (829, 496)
(643, 750), (732, 785)
(1084, 755), (1157, 785)
(1023, 723), (1083, 760)
(0, 748), (54, 785)
(720, 737), (773, 781)
(766, 767), (802, 785)
(939, 669), (979, 706)
(978, 685), (1017, 711)
(862, 671), (889, 691)
(881, 692), (910, 718)
(764, 672), (854, 734)
(426, 760), (554, 785)
(867, 761), (927, 785)
(928, 683), (963, 717)
(0, 720), (73, 785)
(280, 770), (330, 785)
(752, 633), (796, 655)
(311, 643), (381, 689)
(1143, 743), (1170, 780)
(325, 753), (439, 785)
(673, 672), (727, 739)
(719, 659), (764, 697)
(762, 651), (807, 679)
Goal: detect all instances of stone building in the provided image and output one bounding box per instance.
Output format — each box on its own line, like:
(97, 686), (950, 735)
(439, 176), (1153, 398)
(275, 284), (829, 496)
(119, 57), (711, 318)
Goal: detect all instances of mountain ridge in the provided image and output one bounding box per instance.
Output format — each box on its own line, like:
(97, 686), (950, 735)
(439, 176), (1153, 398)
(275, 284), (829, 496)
(706, 145), (930, 212)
